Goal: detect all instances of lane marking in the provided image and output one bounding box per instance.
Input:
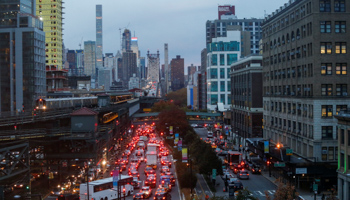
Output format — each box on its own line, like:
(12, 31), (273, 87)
(201, 174), (213, 196)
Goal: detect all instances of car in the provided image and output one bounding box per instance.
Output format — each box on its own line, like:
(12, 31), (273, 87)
(130, 170), (140, 178)
(161, 166), (170, 173)
(133, 192), (147, 199)
(145, 174), (157, 188)
(132, 178), (142, 189)
(221, 172), (235, 180)
(140, 186), (152, 198)
(229, 180), (244, 192)
(237, 170), (250, 180)
(233, 164), (244, 174)
(251, 164), (261, 174)
(163, 172), (176, 186)
(13, 183), (25, 189)
(51, 187), (62, 195)
(144, 166), (153, 175)
(154, 191), (171, 200)
(207, 132), (213, 138)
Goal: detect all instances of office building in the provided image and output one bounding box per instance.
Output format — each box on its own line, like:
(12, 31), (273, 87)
(140, 57), (146, 79)
(76, 49), (84, 76)
(84, 41), (96, 77)
(96, 5), (103, 70)
(198, 48), (207, 110)
(122, 50), (137, 88)
(262, 0), (349, 163)
(147, 51), (160, 84)
(206, 28), (244, 111)
(0, 0), (46, 112)
(98, 67), (112, 90)
(231, 55), (263, 143)
(170, 55), (184, 91)
(129, 73), (140, 90)
(36, 0), (64, 70)
(67, 50), (77, 76)
(335, 111), (350, 200)
(122, 29), (131, 52)
(206, 14), (263, 55)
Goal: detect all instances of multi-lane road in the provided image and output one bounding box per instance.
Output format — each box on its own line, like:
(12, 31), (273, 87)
(194, 127), (278, 200)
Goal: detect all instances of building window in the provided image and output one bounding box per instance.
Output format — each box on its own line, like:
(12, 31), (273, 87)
(320, 42), (332, 54)
(322, 126), (333, 139)
(334, 0), (346, 12)
(321, 63), (332, 75)
(227, 54), (237, 65)
(335, 42), (346, 54)
(211, 81), (218, 92)
(340, 129), (345, 144)
(321, 84), (332, 96)
(210, 94), (218, 105)
(220, 94), (225, 104)
(320, 0), (331, 12)
(210, 68), (217, 79)
(227, 68), (230, 79)
(220, 54), (225, 66)
(211, 54), (217, 66)
(340, 153), (344, 167)
(336, 63), (347, 75)
(336, 105), (347, 115)
(227, 81), (231, 92)
(321, 105), (333, 117)
(320, 21), (331, 33)
(220, 68), (225, 78)
(336, 84), (347, 96)
(335, 21), (346, 33)
(220, 81), (225, 92)
(348, 130), (350, 146)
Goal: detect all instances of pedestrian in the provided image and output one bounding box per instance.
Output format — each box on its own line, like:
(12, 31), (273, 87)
(205, 194), (209, 200)
(322, 193), (325, 200)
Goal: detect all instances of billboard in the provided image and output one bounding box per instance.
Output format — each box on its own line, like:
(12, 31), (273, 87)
(218, 5), (235, 20)
(182, 147), (188, 162)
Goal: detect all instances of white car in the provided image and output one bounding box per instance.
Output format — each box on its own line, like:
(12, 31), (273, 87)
(207, 132), (213, 138)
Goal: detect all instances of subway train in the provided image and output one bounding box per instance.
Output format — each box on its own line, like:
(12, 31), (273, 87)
(35, 94), (133, 111)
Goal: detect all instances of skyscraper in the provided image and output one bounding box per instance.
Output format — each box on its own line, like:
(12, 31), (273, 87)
(96, 5), (103, 70)
(36, 0), (64, 70)
(122, 50), (137, 88)
(170, 55), (184, 91)
(0, 0), (46, 112)
(84, 41), (96, 77)
(122, 29), (131, 52)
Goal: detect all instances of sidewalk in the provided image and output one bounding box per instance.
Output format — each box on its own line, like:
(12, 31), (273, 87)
(261, 171), (321, 200)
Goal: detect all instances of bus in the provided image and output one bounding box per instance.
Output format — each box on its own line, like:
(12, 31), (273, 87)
(226, 150), (242, 169)
(79, 175), (134, 200)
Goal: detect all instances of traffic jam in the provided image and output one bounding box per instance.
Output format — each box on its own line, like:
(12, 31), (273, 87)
(109, 125), (176, 200)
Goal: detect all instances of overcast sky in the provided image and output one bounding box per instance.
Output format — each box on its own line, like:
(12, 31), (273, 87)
(63, 0), (285, 70)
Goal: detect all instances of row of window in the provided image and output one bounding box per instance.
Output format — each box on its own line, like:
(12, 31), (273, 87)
(207, 81), (231, 92)
(321, 63), (347, 75)
(266, 117), (314, 139)
(321, 84), (347, 96)
(210, 53), (238, 66)
(264, 84), (314, 97)
(339, 129), (350, 146)
(320, 21), (346, 33)
(263, 2), (312, 37)
(208, 68), (231, 79)
(209, 94), (231, 105)
(320, 42), (347, 54)
(264, 64), (314, 81)
(320, 0), (345, 12)
(263, 23), (312, 50)
(264, 44), (313, 66)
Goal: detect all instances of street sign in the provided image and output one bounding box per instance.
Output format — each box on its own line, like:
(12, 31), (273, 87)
(274, 162), (286, 167)
(264, 141), (269, 153)
(182, 147), (188, 162)
(212, 169), (217, 179)
(313, 183), (318, 191)
(295, 168), (307, 174)
(286, 149), (293, 155)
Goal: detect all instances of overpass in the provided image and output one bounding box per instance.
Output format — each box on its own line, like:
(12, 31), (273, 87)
(131, 111), (223, 125)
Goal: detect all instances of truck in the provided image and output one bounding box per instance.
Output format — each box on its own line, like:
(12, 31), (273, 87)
(147, 143), (158, 152)
(146, 151), (158, 169)
(140, 136), (148, 142)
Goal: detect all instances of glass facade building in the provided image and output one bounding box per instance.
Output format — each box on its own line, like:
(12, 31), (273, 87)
(96, 5), (103, 71)
(0, 0), (46, 113)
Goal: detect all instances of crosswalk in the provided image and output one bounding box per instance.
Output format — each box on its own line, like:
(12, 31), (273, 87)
(253, 190), (276, 196)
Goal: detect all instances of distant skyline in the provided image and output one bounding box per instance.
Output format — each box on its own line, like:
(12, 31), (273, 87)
(63, 0), (284, 68)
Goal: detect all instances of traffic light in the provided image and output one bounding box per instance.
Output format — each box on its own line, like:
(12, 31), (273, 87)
(122, 188), (126, 194)
(267, 160), (271, 166)
(161, 132), (163, 136)
(14, 125), (17, 130)
(26, 185), (30, 190)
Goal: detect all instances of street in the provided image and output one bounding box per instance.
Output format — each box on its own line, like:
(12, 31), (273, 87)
(194, 127), (277, 200)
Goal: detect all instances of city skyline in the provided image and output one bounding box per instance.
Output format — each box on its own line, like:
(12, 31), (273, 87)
(63, 0), (282, 68)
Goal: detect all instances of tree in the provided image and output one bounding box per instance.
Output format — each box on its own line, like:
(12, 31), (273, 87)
(151, 100), (175, 112)
(235, 188), (259, 200)
(166, 88), (187, 107)
(266, 178), (299, 200)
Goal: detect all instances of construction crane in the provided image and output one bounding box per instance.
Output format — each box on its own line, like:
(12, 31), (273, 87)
(78, 37), (83, 50)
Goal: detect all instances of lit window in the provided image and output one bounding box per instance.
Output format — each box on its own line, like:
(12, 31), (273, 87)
(336, 63), (347, 75)
(335, 42), (346, 54)
(321, 63), (332, 75)
(320, 42), (332, 54)
(321, 105), (333, 117)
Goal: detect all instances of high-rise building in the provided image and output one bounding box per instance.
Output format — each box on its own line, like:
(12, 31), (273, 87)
(262, 0), (349, 167)
(0, 0), (46, 112)
(231, 55), (263, 143)
(164, 43), (170, 93)
(122, 50), (137, 88)
(187, 64), (197, 85)
(170, 55), (184, 91)
(115, 51), (122, 82)
(147, 51), (160, 84)
(67, 50), (77, 76)
(96, 5), (103, 71)
(140, 57), (146, 79)
(207, 28), (244, 111)
(98, 67), (112, 91)
(122, 29), (131, 52)
(198, 48), (207, 110)
(130, 37), (139, 59)
(76, 49), (84, 76)
(206, 17), (263, 55)
(84, 41), (96, 77)
(129, 73), (140, 90)
(36, 0), (64, 70)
